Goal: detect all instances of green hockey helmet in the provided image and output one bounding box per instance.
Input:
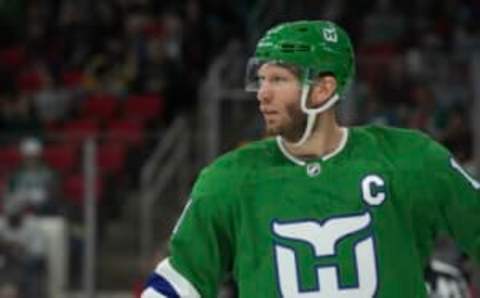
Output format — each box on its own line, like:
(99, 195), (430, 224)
(246, 20), (355, 95)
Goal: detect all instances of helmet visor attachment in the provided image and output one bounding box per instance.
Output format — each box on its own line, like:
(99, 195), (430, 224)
(245, 58), (312, 92)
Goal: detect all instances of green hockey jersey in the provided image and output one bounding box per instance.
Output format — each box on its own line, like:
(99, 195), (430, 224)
(142, 125), (480, 298)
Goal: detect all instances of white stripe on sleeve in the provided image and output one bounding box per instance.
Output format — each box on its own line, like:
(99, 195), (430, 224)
(154, 258), (201, 298)
(141, 287), (168, 298)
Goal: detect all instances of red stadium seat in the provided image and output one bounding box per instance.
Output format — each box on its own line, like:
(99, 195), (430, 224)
(123, 95), (164, 122)
(43, 144), (78, 174)
(0, 172), (7, 195)
(63, 173), (103, 205)
(106, 119), (144, 146)
(81, 94), (118, 121)
(62, 70), (84, 88)
(0, 173), (8, 211)
(62, 118), (100, 141)
(143, 22), (165, 39)
(0, 146), (22, 172)
(0, 46), (26, 69)
(97, 142), (127, 175)
(42, 120), (65, 138)
(17, 70), (43, 92)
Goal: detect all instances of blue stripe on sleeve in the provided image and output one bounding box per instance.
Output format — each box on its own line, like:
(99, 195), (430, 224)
(144, 273), (180, 298)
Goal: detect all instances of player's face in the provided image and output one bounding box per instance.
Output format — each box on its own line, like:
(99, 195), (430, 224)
(257, 63), (306, 141)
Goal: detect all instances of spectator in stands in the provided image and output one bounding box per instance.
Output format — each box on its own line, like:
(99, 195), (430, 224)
(32, 71), (73, 124)
(0, 199), (46, 298)
(142, 26), (192, 120)
(182, 0), (209, 86)
(4, 137), (60, 215)
(454, 18), (480, 60)
(362, 0), (406, 50)
(408, 84), (440, 135)
(0, 95), (42, 142)
(439, 107), (471, 158)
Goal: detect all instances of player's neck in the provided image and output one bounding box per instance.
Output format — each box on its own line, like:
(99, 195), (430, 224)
(283, 113), (344, 160)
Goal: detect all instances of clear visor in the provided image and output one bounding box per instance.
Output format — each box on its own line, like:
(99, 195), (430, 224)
(244, 58), (309, 92)
(245, 58), (263, 92)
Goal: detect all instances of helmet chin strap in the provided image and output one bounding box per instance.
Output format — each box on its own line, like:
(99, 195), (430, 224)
(280, 83), (340, 147)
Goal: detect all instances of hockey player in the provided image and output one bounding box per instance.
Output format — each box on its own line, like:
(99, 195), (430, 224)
(142, 20), (480, 298)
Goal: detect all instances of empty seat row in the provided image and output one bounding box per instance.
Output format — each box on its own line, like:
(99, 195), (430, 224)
(81, 94), (164, 122)
(0, 142), (129, 176)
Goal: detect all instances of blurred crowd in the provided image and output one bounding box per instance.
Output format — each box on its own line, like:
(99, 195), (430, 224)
(0, 0), (478, 296)
(347, 0), (478, 172)
(0, 0), (246, 295)
(0, 0), (246, 130)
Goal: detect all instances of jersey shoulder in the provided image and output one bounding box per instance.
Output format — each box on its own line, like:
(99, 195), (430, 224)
(209, 137), (277, 170)
(192, 138), (277, 199)
(352, 125), (448, 167)
(353, 124), (432, 151)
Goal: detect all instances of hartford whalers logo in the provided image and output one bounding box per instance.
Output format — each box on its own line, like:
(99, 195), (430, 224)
(272, 212), (378, 297)
(323, 28), (338, 42)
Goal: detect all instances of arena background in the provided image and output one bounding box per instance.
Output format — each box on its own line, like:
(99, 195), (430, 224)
(0, 0), (478, 297)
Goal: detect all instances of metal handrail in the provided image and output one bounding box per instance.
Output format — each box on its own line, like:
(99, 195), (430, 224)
(139, 115), (190, 263)
(140, 117), (187, 188)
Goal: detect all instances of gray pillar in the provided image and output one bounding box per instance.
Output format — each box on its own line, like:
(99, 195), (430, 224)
(472, 53), (480, 177)
(83, 138), (97, 298)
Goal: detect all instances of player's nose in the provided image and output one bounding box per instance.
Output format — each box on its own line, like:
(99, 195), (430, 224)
(257, 83), (272, 104)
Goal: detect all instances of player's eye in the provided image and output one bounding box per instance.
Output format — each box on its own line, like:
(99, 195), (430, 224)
(271, 75), (287, 84)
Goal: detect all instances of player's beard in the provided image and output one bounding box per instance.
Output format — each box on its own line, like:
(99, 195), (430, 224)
(264, 102), (307, 142)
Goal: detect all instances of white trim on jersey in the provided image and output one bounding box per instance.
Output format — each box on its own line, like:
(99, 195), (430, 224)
(323, 128), (349, 161)
(154, 258), (201, 298)
(276, 136), (306, 166)
(142, 288), (168, 298)
(430, 259), (463, 277)
(276, 128), (349, 166)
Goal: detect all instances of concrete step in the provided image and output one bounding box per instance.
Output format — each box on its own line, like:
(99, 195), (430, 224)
(97, 252), (141, 290)
(97, 186), (188, 291)
(101, 221), (139, 252)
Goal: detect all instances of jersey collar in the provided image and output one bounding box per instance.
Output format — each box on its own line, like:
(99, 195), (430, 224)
(276, 128), (349, 166)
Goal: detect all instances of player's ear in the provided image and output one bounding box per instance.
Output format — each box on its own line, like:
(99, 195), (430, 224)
(310, 75), (337, 107)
